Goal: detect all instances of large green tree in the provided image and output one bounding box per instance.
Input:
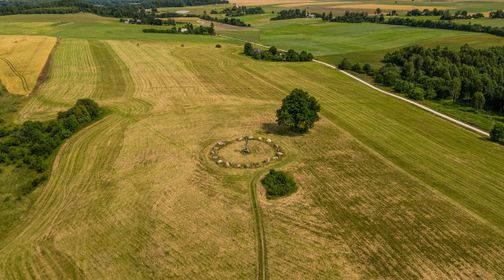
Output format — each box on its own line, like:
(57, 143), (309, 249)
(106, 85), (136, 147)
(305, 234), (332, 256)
(276, 89), (320, 133)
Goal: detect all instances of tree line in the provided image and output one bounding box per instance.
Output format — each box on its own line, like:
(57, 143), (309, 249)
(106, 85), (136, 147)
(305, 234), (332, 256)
(219, 5), (263, 17)
(271, 9), (307, 20)
(490, 10), (504, 18)
(143, 22), (215, 34)
(199, 12), (250, 26)
(406, 8), (484, 19)
(322, 12), (504, 37)
(243, 43), (313, 62)
(0, 99), (102, 182)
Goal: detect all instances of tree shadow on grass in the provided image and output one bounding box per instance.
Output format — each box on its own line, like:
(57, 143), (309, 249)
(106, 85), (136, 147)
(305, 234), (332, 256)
(261, 122), (303, 137)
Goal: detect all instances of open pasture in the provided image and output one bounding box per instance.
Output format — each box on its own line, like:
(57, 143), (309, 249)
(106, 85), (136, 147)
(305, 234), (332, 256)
(0, 21), (503, 279)
(0, 35), (56, 95)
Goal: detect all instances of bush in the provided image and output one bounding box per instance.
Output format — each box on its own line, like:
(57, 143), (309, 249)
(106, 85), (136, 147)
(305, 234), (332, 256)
(407, 87), (425, 100)
(490, 123), (504, 143)
(261, 169), (297, 198)
(363, 63), (372, 75)
(276, 88), (321, 133)
(351, 63), (363, 73)
(338, 58), (352, 70)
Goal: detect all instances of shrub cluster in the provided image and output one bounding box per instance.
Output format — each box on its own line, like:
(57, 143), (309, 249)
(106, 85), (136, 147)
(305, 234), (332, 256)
(143, 23), (215, 35)
(271, 9), (307, 21)
(338, 58), (373, 76)
(261, 169), (297, 198)
(0, 99), (102, 173)
(243, 43), (313, 62)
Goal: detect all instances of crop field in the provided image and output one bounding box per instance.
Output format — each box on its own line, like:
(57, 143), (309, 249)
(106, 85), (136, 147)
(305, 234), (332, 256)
(220, 18), (504, 66)
(0, 35), (56, 95)
(0, 7), (504, 279)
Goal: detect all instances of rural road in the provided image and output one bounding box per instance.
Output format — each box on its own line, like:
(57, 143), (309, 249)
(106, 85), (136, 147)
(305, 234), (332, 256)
(312, 59), (490, 137)
(219, 34), (490, 137)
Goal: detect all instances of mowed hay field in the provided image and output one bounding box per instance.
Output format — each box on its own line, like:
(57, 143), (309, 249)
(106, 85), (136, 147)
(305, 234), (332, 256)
(1, 36), (504, 278)
(0, 35), (56, 95)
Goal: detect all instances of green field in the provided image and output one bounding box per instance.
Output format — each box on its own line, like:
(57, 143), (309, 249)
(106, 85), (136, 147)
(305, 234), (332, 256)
(0, 9), (504, 279)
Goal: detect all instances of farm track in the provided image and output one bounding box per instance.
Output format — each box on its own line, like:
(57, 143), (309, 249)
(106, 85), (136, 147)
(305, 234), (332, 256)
(312, 59), (490, 136)
(249, 173), (267, 280)
(0, 57), (29, 93)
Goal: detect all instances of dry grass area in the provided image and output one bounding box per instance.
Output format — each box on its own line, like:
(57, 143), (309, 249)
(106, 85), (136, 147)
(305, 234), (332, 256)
(1, 38), (504, 279)
(0, 35), (56, 95)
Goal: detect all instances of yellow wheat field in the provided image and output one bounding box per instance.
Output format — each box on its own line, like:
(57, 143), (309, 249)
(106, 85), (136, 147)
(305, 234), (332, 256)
(0, 35), (56, 95)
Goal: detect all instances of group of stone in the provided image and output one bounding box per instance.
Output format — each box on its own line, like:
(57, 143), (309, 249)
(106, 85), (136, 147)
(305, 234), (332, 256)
(210, 136), (284, 169)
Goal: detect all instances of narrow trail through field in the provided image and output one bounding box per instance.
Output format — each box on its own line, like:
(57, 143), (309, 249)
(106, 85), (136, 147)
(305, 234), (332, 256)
(0, 57), (29, 93)
(249, 173), (267, 280)
(218, 34), (490, 137)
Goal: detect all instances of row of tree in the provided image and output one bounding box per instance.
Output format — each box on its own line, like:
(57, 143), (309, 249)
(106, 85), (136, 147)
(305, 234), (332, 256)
(386, 17), (504, 37)
(140, 0), (227, 8)
(270, 9), (307, 21)
(243, 43), (313, 62)
(406, 8), (484, 19)
(326, 11), (384, 23)
(220, 6), (263, 17)
(490, 9), (504, 18)
(323, 12), (504, 37)
(143, 23), (215, 34)
(0, 99), (102, 173)
(199, 13), (249, 26)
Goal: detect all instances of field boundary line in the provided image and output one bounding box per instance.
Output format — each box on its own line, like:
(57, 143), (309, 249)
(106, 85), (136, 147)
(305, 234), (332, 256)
(249, 173), (267, 280)
(218, 34), (489, 137)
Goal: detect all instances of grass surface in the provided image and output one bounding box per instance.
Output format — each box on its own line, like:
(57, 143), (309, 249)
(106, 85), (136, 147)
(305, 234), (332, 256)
(0, 12), (504, 279)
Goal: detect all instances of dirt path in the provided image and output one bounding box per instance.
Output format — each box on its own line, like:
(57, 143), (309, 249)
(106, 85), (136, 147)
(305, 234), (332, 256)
(249, 173), (267, 280)
(312, 59), (490, 137)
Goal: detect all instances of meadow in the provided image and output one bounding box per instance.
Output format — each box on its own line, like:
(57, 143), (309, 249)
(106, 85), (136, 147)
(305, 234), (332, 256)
(0, 11), (504, 279)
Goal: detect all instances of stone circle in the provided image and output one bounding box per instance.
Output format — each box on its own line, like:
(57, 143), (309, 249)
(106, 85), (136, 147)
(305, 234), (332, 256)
(210, 136), (284, 169)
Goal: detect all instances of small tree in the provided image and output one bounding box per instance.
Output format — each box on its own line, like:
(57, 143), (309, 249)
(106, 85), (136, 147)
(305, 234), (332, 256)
(363, 63), (372, 75)
(473, 91), (485, 111)
(490, 123), (504, 143)
(338, 58), (352, 70)
(276, 89), (320, 133)
(244, 42), (254, 56)
(268, 46), (278, 56)
(261, 169), (297, 198)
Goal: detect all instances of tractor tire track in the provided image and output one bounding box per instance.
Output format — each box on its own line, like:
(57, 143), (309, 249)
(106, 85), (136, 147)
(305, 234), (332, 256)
(0, 57), (29, 93)
(250, 172), (267, 280)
